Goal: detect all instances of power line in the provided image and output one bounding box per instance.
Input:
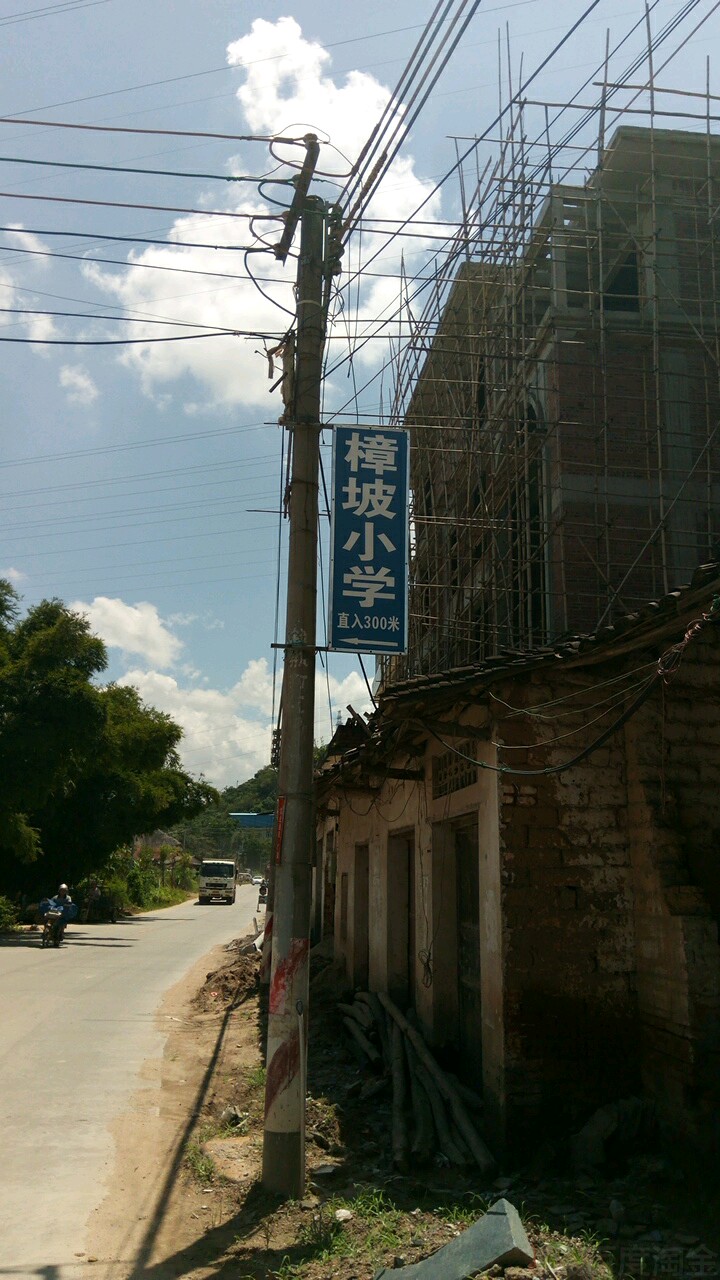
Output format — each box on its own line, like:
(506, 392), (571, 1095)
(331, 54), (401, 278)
(0, 305), (262, 334)
(6, 489), (280, 534)
(4, 519), (277, 559)
(0, 236), (436, 287)
(0, 422), (270, 469)
(0, 329), (262, 347)
(0, 187), (283, 222)
(335, 0), (604, 302)
(1, 452), (278, 502)
(3, 3), (543, 119)
(0, 154), (292, 185)
(0, 0), (112, 26)
(0, 116), (306, 144)
(0, 221), (274, 252)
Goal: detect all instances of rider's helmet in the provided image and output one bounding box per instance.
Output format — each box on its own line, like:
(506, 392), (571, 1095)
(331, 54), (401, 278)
(58, 883), (69, 894)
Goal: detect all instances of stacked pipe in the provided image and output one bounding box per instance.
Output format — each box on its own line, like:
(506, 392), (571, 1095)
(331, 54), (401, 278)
(337, 990), (494, 1175)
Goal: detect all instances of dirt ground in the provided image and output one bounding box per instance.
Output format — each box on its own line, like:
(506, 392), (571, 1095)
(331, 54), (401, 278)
(83, 935), (720, 1280)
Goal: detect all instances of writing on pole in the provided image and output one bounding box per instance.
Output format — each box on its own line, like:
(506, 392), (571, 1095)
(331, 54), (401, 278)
(329, 426), (409, 654)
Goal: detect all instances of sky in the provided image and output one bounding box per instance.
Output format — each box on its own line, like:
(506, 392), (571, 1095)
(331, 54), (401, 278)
(1, 0), (718, 788)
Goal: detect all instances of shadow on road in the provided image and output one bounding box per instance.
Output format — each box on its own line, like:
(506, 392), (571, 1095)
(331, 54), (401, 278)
(111, 969), (261, 1280)
(0, 1267), (66, 1278)
(0, 911), (206, 947)
(0, 928), (135, 949)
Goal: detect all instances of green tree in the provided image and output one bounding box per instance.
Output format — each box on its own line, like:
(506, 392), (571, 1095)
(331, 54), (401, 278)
(0, 590), (107, 871)
(30, 685), (217, 888)
(171, 764), (278, 868)
(223, 764), (278, 814)
(0, 582), (216, 895)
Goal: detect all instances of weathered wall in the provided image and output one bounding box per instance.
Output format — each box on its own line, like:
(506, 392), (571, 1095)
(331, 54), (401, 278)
(495, 672), (639, 1148)
(625, 628), (720, 1145)
(324, 618), (720, 1154)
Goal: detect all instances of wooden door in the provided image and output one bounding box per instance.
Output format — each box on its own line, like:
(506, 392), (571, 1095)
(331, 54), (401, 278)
(455, 820), (482, 1085)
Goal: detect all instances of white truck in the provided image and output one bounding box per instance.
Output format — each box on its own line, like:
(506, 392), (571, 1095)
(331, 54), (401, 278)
(198, 859), (236, 905)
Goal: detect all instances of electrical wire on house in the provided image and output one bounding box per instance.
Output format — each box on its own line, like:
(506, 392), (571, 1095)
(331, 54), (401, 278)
(412, 599), (720, 779)
(488, 662), (658, 718)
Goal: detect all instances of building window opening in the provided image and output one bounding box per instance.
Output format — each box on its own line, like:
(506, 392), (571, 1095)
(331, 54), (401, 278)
(603, 248), (640, 312)
(476, 362), (487, 424)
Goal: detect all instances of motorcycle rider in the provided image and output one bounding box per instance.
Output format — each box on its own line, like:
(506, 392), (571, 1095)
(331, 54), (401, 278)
(40, 883), (77, 942)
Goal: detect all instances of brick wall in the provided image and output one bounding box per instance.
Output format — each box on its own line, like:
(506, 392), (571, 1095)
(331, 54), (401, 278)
(496, 628), (720, 1150)
(625, 627), (720, 1144)
(496, 675), (639, 1148)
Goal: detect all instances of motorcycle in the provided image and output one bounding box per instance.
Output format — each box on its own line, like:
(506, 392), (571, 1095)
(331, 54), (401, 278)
(39, 898), (78, 947)
(41, 908), (65, 948)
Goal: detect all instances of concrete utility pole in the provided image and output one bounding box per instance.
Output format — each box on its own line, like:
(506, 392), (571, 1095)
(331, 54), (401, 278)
(262, 182), (327, 1197)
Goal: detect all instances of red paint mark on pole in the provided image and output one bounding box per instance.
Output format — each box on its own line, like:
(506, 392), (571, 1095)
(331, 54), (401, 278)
(264, 1027), (300, 1117)
(274, 795), (286, 865)
(269, 937), (309, 1016)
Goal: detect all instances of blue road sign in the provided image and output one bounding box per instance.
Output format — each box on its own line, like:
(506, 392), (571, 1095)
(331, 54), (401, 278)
(328, 426), (409, 654)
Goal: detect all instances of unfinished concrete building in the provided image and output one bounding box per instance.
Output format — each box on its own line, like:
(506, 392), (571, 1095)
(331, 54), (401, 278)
(387, 125), (720, 680)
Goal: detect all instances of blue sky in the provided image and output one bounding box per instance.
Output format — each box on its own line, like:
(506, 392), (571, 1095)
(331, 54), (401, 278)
(1, 0), (718, 786)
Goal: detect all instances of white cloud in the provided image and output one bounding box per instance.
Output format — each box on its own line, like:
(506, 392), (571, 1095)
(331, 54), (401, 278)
(119, 665), (272, 788)
(59, 365), (99, 406)
(2, 566), (26, 585)
(228, 17), (391, 161)
(86, 17), (441, 409)
(5, 224), (52, 261)
(114, 655), (373, 788)
(0, 228), (56, 348)
(233, 656), (275, 716)
(70, 597), (183, 668)
(167, 609), (225, 631)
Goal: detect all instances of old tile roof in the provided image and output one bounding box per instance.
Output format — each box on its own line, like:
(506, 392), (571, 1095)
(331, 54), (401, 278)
(380, 562), (720, 705)
(318, 563), (720, 788)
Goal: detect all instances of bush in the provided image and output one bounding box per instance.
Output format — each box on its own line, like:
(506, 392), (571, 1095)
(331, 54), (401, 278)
(126, 861), (155, 908)
(173, 852), (197, 890)
(79, 845), (197, 915)
(0, 895), (19, 932)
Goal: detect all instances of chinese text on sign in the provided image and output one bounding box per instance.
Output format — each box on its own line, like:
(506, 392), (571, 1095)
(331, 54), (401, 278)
(329, 426), (409, 654)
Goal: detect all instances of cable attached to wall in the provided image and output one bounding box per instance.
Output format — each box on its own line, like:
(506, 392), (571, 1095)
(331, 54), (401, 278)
(419, 597), (720, 778)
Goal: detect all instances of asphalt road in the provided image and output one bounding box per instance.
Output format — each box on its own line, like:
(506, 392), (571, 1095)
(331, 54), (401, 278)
(0, 886), (259, 1279)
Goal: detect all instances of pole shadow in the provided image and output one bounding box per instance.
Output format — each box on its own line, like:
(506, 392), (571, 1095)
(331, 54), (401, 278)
(111, 971), (262, 1279)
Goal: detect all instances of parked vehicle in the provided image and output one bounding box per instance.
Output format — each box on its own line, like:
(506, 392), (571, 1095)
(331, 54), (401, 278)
(79, 882), (118, 924)
(198, 859), (236, 905)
